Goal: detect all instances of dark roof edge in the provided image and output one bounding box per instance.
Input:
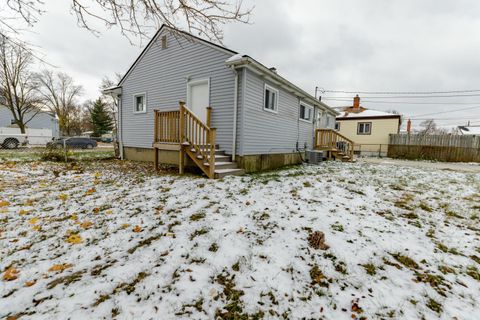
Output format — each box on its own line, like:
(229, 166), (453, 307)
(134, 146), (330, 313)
(336, 115), (402, 121)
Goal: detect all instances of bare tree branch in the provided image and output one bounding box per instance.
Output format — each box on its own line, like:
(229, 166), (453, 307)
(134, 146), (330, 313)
(2, 0), (253, 47)
(0, 35), (42, 134)
(36, 70), (84, 136)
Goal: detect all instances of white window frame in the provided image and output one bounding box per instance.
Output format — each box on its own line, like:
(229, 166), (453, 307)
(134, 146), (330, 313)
(299, 102), (314, 123)
(133, 93), (147, 114)
(335, 122), (341, 131)
(263, 83), (279, 114)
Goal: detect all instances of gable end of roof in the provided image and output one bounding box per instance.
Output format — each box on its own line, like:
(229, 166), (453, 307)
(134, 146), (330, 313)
(117, 25), (238, 86)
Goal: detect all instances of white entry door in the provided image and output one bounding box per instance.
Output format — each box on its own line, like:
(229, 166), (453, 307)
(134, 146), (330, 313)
(187, 79), (210, 124)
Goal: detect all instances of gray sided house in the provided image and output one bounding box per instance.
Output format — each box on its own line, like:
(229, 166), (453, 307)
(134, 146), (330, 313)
(105, 25), (339, 177)
(0, 106), (59, 137)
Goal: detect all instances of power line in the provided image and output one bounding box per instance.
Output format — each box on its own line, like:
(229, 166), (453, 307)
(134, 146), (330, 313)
(320, 89), (480, 95)
(407, 105), (480, 118)
(323, 93), (480, 99)
(322, 98), (480, 105)
(409, 117), (480, 121)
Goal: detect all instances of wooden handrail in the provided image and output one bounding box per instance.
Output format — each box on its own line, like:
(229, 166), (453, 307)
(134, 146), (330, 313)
(154, 104), (216, 178)
(180, 103), (216, 178)
(314, 128), (354, 161)
(315, 128), (354, 146)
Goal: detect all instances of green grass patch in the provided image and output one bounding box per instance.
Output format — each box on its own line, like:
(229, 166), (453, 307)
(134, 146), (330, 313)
(426, 298), (443, 314)
(390, 253), (419, 270)
(190, 213), (206, 221)
(361, 263), (376, 276)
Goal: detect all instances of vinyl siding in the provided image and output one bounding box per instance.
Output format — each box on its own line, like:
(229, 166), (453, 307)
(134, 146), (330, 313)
(238, 69), (320, 155)
(120, 29), (236, 153)
(336, 117), (400, 151)
(0, 106), (58, 134)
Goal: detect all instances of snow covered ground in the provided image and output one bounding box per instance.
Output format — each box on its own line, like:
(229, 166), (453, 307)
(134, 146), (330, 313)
(1, 160), (479, 319)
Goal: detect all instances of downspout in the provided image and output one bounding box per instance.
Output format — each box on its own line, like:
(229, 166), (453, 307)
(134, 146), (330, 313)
(296, 97), (301, 150)
(118, 94), (124, 160)
(230, 66), (239, 161)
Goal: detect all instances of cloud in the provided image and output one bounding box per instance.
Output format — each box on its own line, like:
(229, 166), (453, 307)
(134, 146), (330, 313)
(18, 0), (480, 128)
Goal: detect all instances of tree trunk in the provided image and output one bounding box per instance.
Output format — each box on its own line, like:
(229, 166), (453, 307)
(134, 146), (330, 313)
(18, 123), (26, 134)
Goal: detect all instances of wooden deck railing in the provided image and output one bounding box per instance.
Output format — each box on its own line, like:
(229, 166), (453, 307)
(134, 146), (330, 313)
(154, 110), (180, 143)
(314, 128), (354, 160)
(154, 102), (216, 178)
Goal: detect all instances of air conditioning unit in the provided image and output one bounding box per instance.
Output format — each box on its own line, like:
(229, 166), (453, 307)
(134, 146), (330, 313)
(306, 150), (325, 164)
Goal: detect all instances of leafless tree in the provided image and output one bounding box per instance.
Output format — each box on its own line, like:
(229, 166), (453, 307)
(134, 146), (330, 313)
(418, 119), (437, 135)
(386, 109), (404, 126)
(36, 70), (84, 136)
(2, 0), (253, 45)
(0, 35), (42, 133)
(100, 74), (122, 117)
(99, 76), (117, 132)
(417, 119), (449, 135)
(70, 102), (92, 135)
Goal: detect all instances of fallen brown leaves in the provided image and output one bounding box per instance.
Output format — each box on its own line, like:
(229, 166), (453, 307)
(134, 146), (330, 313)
(0, 200), (10, 207)
(48, 263), (73, 273)
(24, 280), (37, 287)
(80, 221), (93, 229)
(308, 231), (330, 250)
(3, 266), (19, 281)
(85, 188), (96, 195)
(66, 234), (82, 244)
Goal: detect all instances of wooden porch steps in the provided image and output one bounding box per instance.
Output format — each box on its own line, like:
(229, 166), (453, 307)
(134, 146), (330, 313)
(215, 168), (246, 179)
(182, 139), (244, 179)
(154, 103), (244, 179)
(193, 148), (245, 178)
(314, 129), (355, 162)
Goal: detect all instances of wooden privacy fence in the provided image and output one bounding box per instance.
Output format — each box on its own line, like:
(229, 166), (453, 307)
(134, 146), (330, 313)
(388, 134), (480, 162)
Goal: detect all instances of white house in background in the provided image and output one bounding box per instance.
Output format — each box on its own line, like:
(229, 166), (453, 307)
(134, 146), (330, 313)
(0, 106), (60, 145)
(458, 126), (480, 135)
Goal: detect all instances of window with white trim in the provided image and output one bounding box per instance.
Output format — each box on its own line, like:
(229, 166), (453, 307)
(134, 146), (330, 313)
(264, 84), (278, 112)
(357, 122), (372, 135)
(299, 103), (313, 122)
(335, 122), (341, 130)
(133, 93), (146, 113)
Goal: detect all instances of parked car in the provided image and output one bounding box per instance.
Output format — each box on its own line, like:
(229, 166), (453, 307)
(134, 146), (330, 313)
(100, 132), (113, 143)
(47, 137), (98, 149)
(0, 129), (28, 149)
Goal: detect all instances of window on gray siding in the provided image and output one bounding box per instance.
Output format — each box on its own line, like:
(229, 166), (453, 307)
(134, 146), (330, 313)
(264, 84), (278, 112)
(299, 104), (313, 121)
(133, 93), (146, 113)
(357, 122), (372, 135)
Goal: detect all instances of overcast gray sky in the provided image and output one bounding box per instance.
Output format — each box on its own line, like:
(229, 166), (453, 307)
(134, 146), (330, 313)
(22, 0), (480, 129)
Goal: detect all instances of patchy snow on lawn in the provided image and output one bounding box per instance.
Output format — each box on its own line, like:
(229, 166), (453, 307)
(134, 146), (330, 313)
(1, 160), (479, 319)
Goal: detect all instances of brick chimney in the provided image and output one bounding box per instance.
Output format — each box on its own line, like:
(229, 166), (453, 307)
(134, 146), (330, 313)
(407, 118), (412, 134)
(353, 95), (360, 108)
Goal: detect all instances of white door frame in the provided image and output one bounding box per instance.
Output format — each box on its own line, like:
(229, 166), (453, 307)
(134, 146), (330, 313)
(186, 78), (210, 109)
